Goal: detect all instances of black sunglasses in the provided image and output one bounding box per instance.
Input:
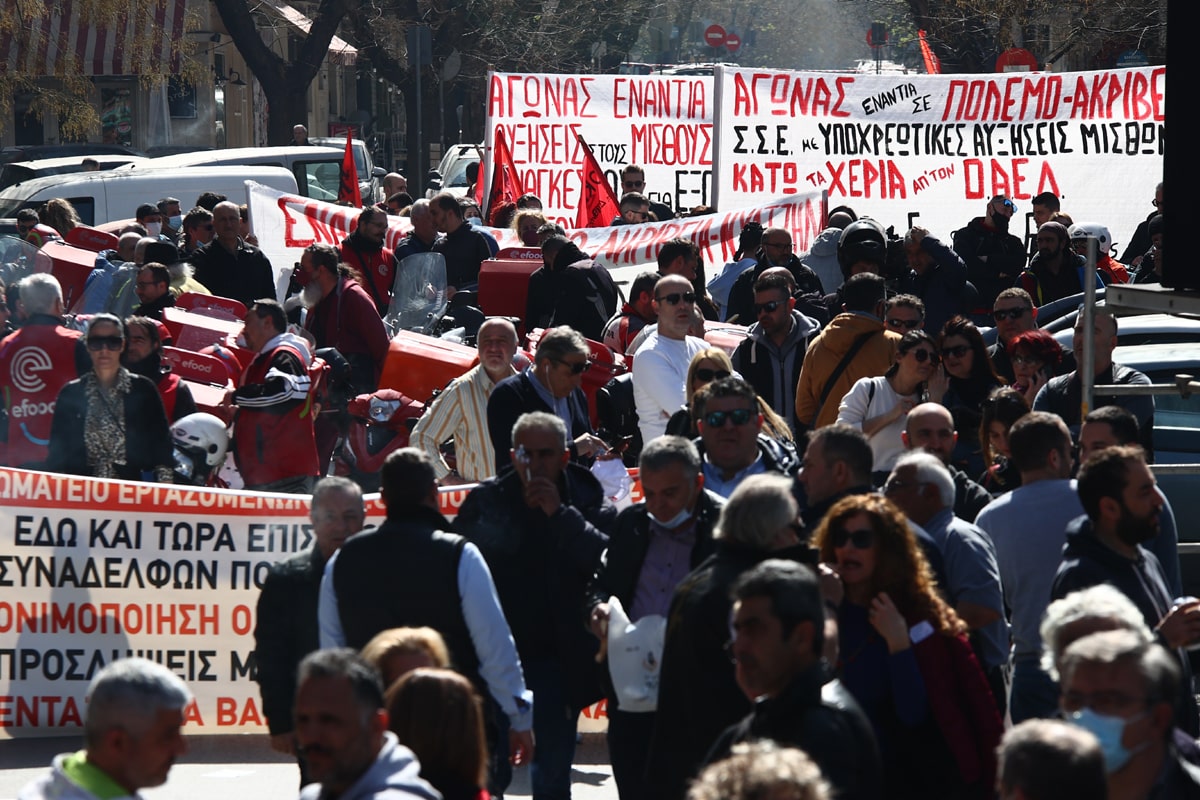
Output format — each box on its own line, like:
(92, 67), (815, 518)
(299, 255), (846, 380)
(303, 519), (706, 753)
(886, 318), (922, 330)
(87, 335), (124, 352)
(832, 527), (874, 549)
(754, 300), (783, 315)
(694, 368), (731, 383)
(704, 408), (754, 428)
(908, 348), (940, 364)
(942, 344), (971, 358)
(993, 307), (1030, 321)
(656, 291), (696, 306)
(555, 358), (591, 375)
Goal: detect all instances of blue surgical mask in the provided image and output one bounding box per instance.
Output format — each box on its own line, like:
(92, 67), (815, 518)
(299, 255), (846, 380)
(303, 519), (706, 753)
(649, 506), (692, 530)
(168, 214), (182, 230)
(1070, 708), (1149, 773)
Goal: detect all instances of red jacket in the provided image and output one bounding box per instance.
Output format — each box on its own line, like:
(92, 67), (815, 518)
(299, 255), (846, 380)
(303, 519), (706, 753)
(339, 234), (394, 314)
(0, 319), (84, 467)
(233, 337), (319, 487)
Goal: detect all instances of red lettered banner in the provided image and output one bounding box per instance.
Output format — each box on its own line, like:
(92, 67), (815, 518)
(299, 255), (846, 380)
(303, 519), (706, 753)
(713, 65), (1165, 248)
(483, 71), (716, 226)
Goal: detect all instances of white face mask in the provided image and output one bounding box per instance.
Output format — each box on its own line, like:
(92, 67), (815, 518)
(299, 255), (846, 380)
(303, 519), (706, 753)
(648, 506), (692, 530)
(146, 221), (162, 237)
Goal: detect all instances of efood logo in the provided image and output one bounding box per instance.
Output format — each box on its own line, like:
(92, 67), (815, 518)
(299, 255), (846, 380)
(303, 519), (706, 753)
(10, 347), (53, 394)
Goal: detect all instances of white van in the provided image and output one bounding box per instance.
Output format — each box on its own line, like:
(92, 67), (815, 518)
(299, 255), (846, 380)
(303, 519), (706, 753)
(129, 145), (383, 204)
(0, 165), (299, 226)
(0, 154), (150, 191)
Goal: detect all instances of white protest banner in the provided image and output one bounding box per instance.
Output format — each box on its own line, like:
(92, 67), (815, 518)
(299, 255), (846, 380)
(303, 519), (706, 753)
(248, 181), (823, 285)
(712, 65), (1164, 249)
(484, 72), (715, 225)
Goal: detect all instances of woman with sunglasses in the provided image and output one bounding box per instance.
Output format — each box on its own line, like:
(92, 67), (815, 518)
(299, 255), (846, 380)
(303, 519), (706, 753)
(1007, 329), (1062, 406)
(666, 349), (792, 443)
(978, 387), (1031, 495)
(814, 494), (1001, 798)
(937, 316), (1003, 476)
(46, 313), (174, 482)
(836, 330), (941, 479)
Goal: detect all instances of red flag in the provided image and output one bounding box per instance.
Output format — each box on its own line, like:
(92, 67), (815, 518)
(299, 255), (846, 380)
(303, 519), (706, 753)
(918, 30), (942, 75)
(338, 135), (362, 207)
(575, 135), (620, 229)
(484, 127), (522, 221)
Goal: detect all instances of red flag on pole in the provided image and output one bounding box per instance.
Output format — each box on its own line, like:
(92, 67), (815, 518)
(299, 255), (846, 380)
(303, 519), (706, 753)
(918, 30), (942, 75)
(484, 127), (523, 224)
(338, 135), (362, 207)
(575, 135), (620, 229)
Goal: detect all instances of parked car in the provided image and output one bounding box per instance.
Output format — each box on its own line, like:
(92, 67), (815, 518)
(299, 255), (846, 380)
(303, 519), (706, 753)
(433, 143), (481, 198)
(0, 143), (143, 165)
(0, 154), (149, 191)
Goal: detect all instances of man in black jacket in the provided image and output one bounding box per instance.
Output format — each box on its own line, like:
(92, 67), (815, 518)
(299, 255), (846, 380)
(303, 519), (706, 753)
(724, 227), (824, 325)
(585, 436), (724, 800)
(456, 412), (616, 800)
(526, 235), (618, 342)
(254, 476), (364, 784)
(953, 194), (1026, 310)
(706, 560), (883, 800)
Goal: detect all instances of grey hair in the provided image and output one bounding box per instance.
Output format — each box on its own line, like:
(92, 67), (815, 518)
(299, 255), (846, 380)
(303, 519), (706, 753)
(512, 411), (568, 452)
(297, 648), (385, 722)
(1040, 584), (1152, 678)
(83, 657), (192, 747)
(1060, 629), (1180, 711)
(534, 326), (589, 365)
(409, 199), (431, 221)
(639, 435), (701, 479)
(311, 476), (364, 510)
(715, 474), (798, 549)
(17, 273), (63, 316)
(688, 741), (830, 800)
(893, 450), (954, 508)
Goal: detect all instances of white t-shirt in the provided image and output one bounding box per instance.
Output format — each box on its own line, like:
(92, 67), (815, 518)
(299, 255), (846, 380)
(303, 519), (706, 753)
(632, 332), (708, 444)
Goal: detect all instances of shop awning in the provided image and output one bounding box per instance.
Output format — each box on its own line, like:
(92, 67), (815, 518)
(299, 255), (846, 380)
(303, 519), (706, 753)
(0, 0), (187, 77)
(257, 0), (358, 67)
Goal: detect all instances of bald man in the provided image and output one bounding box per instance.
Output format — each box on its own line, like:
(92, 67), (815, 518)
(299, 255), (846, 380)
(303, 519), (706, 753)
(902, 403), (993, 523)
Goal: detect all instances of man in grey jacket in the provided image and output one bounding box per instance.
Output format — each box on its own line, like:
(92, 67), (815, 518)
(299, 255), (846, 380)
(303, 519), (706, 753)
(731, 269), (821, 436)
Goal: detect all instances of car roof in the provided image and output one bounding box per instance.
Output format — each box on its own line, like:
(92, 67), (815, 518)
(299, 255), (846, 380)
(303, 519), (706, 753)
(1111, 342), (1200, 373)
(136, 146), (342, 168)
(6, 154), (149, 170)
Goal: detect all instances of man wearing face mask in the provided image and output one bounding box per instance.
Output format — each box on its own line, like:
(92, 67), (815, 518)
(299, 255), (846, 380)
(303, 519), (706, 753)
(135, 203), (167, 241)
(157, 197), (182, 243)
(1059, 630), (1200, 796)
(952, 194), (1026, 310)
(584, 436), (724, 800)
(1052, 446), (1200, 736)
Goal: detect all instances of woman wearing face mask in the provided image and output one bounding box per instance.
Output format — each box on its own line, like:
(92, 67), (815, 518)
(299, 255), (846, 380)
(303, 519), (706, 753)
(46, 314), (174, 481)
(837, 330), (941, 481)
(815, 494), (1001, 798)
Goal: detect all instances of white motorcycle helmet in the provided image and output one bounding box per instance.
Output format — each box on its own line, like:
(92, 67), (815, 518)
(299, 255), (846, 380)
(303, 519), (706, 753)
(171, 413), (230, 483)
(1068, 222), (1113, 255)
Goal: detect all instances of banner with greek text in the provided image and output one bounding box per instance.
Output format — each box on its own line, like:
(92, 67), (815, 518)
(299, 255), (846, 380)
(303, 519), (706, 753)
(712, 65), (1165, 250)
(484, 72), (716, 226)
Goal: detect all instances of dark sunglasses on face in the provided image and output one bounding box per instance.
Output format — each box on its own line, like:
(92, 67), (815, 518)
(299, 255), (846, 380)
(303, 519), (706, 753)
(556, 358), (591, 375)
(886, 317), (922, 330)
(832, 527), (874, 549)
(942, 344), (971, 358)
(87, 336), (124, 352)
(704, 408), (754, 428)
(908, 348), (940, 364)
(993, 307), (1030, 321)
(657, 291), (696, 306)
(694, 368), (731, 383)
(754, 300), (783, 315)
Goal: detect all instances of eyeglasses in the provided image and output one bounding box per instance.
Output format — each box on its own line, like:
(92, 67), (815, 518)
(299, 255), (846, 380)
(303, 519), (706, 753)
(656, 291), (696, 306)
(832, 528), (874, 549)
(883, 478), (929, 494)
(694, 368), (731, 383)
(908, 349), (940, 364)
(886, 318), (922, 330)
(942, 344), (971, 358)
(1062, 690), (1150, 716)
(87, 336), (124, 352)
(1011, 355), (1043, 366)
(704, 408), (754, 428)
(625, 211), (649, 220)
(555, 358), (590, 375)
(993, 307), (1030, 321)
(754, 300), (783, 315)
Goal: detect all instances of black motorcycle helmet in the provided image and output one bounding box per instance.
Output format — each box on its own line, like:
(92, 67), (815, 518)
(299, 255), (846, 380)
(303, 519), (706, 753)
(837, 217), (888, 277)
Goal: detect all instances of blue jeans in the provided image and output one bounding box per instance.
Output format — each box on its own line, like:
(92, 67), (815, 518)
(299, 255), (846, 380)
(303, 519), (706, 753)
(1010, 658), (1059, 723)
(526, 658), (578, 800)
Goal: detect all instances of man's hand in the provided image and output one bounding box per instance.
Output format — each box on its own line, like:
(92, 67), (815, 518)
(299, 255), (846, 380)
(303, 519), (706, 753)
(269, 733), (295, 755)
(439, 472), (471, 487)
(509, 728), (535, 766)
(1157, 601), (1200, 650)
(523, 476), (562, 516)
(589, 603), (610, 641)
(574, 433), (608, 459)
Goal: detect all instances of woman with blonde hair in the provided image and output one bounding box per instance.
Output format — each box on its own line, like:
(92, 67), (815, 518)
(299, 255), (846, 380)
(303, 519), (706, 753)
(666, 347), (792, 442)
(39, 197), (82, 237)
(387, 667), (489, 800)
(360, 626), (450, 689)
(814, 493), (1001, 798)
(511, 209), (548, 247)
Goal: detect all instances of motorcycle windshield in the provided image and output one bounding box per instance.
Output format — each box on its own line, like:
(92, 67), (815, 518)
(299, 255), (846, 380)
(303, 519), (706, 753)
(0, 234), (53, 288)
(385, 251), (447, 336)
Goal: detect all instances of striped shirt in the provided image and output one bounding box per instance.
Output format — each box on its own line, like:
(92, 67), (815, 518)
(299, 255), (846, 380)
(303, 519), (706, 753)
(411, 363), (513, 482)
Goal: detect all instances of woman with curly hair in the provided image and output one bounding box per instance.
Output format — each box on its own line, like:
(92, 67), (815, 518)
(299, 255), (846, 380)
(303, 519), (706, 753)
(978, 387), (1031, 495)
(934, 316), (1003, 475)
(39, 197), (82, 238)
(815, 494), (1001, 798)
(665, 348), (792, 442)
(1007, 329), (1063, 406)
(511, 209), (548, 247)
(387, 668), (489, 800)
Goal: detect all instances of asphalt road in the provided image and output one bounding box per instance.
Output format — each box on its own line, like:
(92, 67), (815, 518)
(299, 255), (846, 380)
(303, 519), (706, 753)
(0, 733), (616, 800)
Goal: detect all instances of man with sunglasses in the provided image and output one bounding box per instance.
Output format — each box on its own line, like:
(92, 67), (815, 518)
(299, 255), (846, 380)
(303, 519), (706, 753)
(883, 294), (925, 333)
(898, 225), (970, 335)
(0, 273), (89, 468)
(724, 227), (824, 326)
(952, 194), (1026, 310)
(987, 288), (1037, 383)
(632, 274), (709, 443)
(732, 270), (821, 436)
(620, 165), (674, 223)
(695, 377), (800, 499)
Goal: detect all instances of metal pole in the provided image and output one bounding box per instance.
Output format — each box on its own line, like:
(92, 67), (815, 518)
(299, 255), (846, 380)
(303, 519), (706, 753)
(1080, 236), (1098, 420)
